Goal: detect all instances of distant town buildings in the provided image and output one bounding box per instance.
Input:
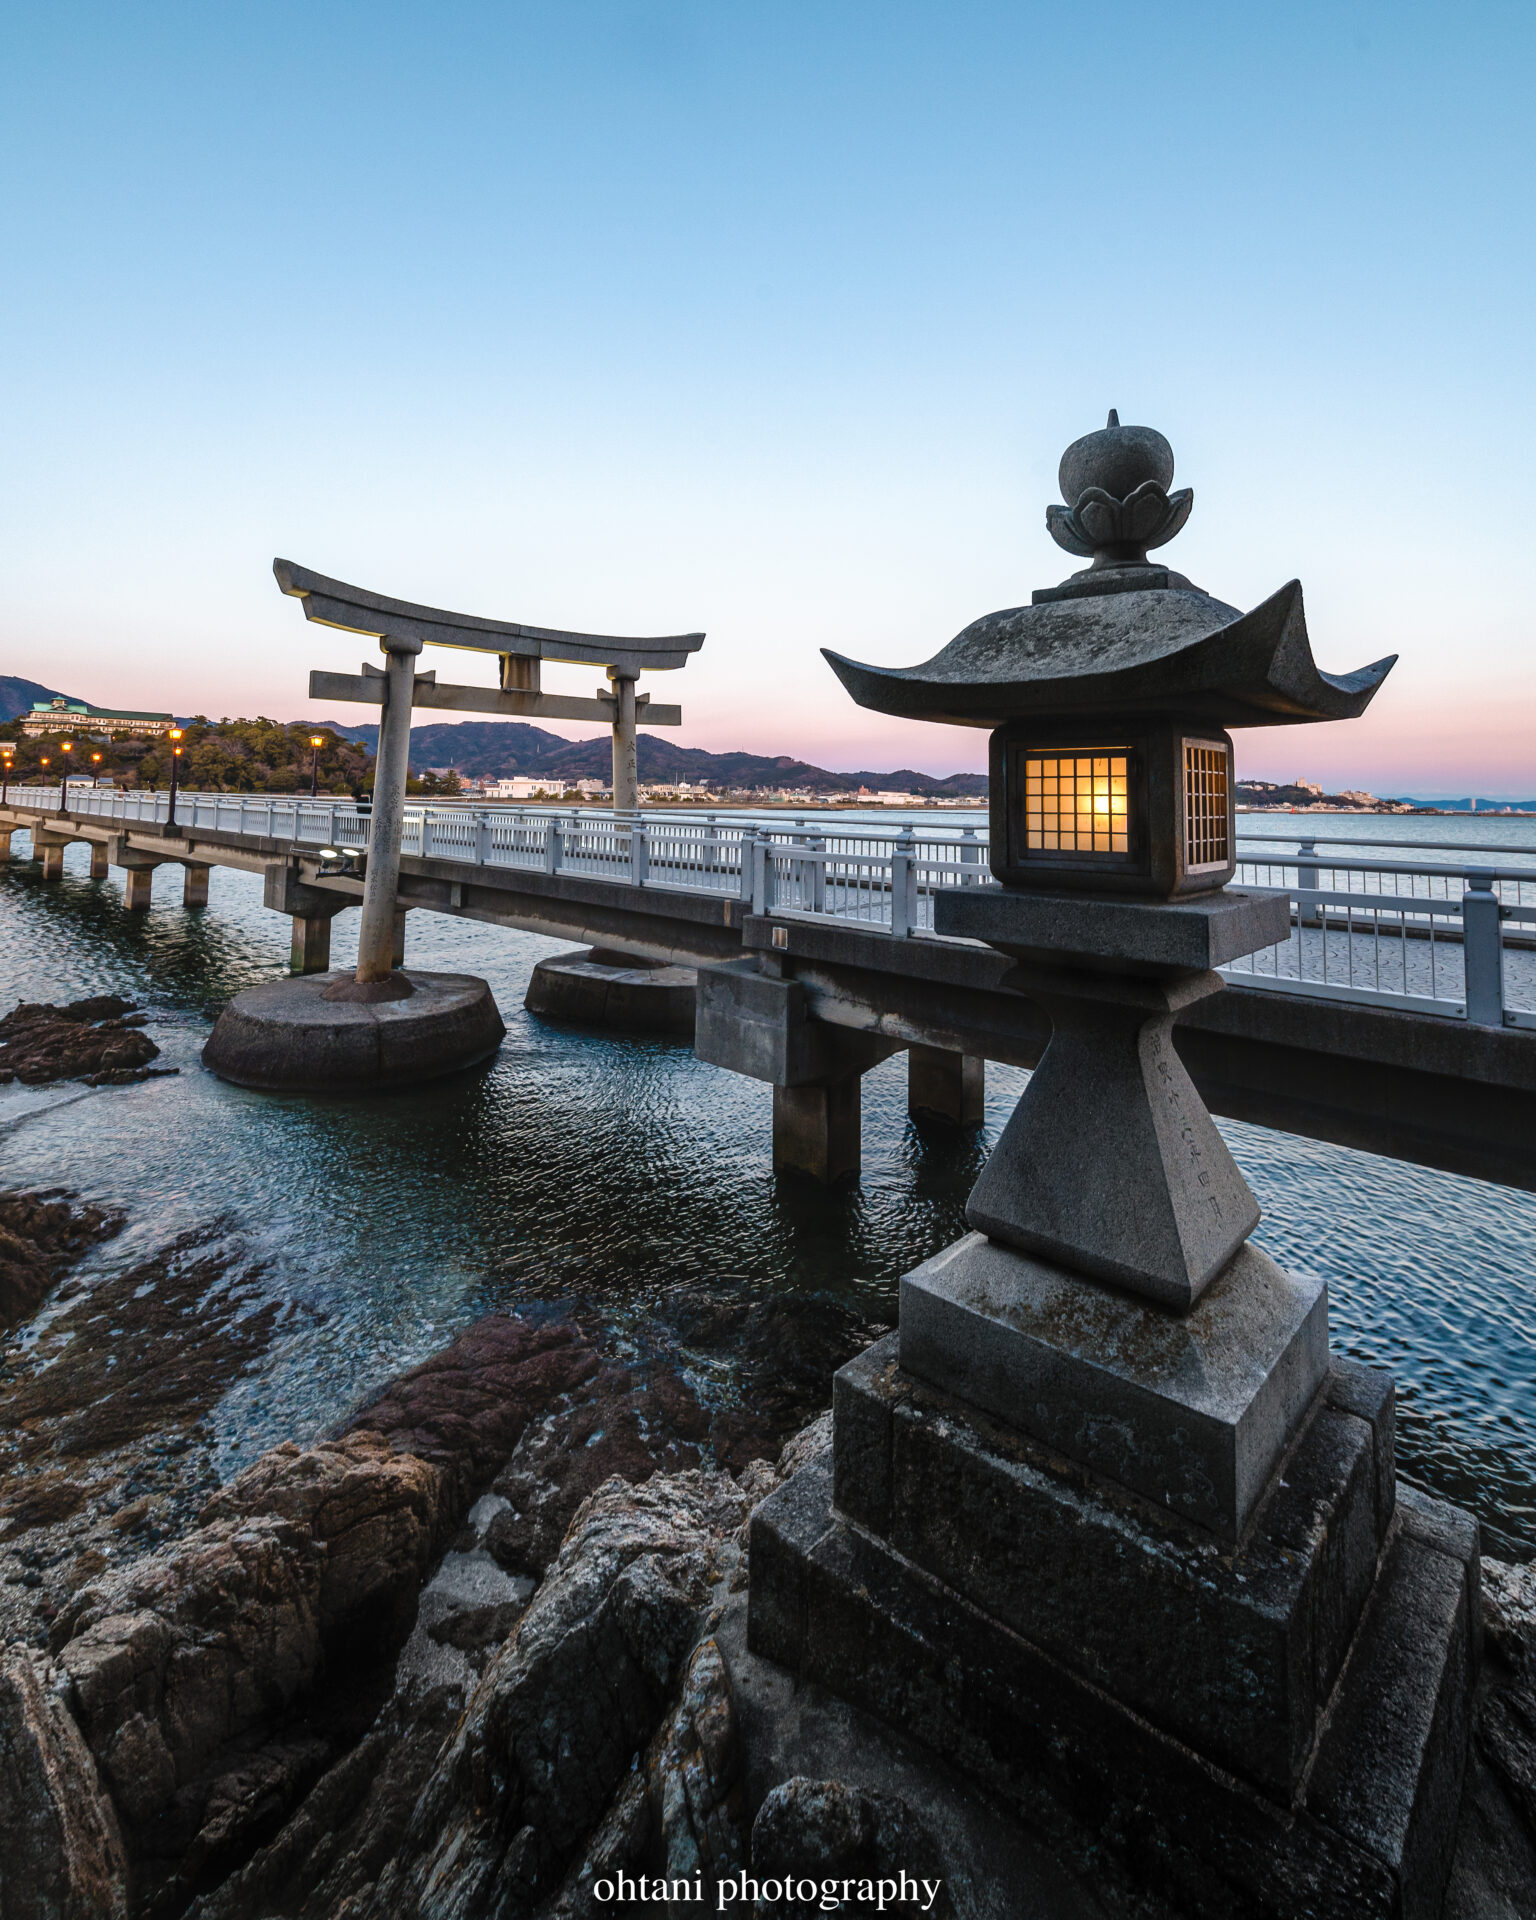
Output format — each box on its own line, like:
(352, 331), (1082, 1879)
(22, 697), (174, 739)
(476, 775), (611, 800)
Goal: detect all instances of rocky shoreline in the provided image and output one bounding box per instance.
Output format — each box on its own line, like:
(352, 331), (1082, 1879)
(1, 1196), (1533, 1919)
(0, 996), (174, 1089)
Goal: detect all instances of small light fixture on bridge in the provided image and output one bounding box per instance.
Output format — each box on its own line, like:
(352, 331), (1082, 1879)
(315, 846), (359, 877)
(167, 727), (185, 828)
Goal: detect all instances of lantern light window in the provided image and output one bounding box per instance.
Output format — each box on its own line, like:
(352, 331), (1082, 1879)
(1024, 752), (1130, 856)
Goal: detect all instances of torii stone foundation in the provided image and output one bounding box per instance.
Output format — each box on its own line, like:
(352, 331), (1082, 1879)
(203, 971), (505, 1093)
(524, 947), (698, 1035)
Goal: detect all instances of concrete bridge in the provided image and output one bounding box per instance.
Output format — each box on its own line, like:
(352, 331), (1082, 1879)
(6, 786), (1536, 1193)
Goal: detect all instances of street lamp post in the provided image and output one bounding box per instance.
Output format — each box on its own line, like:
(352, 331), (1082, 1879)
(58, 740), (73, 815)
(90, 751), (103, 787)
(310, 734), (324, 798)
(1, 745), (12, 806)
(166, 727), (184, 827)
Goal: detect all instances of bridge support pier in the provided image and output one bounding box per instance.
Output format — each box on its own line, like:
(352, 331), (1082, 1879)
(907, 1044), (984, 1127)
(89, 841), (109, 879)
(290, 915), (334, 975)
(183, 863), (211, 909)
(0, 829), (14, 859)
(773, 1076), (863, 1183)
(393, 908), (408, 970)
(695, 957), (899, 1185)
(34, 830), (68, 880)
(263, 863), (354, 975)
(123, 868), (155, 909)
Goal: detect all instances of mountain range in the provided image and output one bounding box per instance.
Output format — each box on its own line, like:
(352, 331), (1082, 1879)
(317, 718), (988, 796)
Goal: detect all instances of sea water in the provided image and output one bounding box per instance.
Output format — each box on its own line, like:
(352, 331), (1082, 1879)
(1, 815), (1532, 1559)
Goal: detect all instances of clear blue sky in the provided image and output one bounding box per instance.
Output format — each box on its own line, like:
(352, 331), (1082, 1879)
(3, 1), (1532, 793)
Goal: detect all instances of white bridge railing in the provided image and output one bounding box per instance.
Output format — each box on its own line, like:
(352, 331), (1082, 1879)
(8, 788), (1535, 1030)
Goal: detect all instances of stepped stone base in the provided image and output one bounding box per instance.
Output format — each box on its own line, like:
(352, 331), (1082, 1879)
(524, 948), (696, 1035)
(750, 1334), (1480, 1920)
(203, 970), (505, 1092)
(899, 1232), (1329, 1539)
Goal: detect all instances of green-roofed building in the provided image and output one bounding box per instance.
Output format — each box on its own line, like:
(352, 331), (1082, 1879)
(21, 696), (173, 739)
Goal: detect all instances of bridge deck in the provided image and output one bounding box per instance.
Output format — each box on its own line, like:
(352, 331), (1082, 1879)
(6, 791), (1536, 1190)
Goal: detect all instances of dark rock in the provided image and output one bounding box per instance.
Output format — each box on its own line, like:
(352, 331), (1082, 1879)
(1483, 1558), (1536, 1675)
(34, 1428), (443, 1906)
(0, 1230), (279, 1655)
(486, 1361), (708, 1577)
(538, 1635), (747, 1918)
(4, 1232), (278, 1468)
(653, 1638), (747, 1888)
(198, 1434), (442, 1646)
(426, 1601), (528, 1655)
(751, 1778), (951, 1919)
(169, 1736), (332, 1902)
(0, 1644), (128, 1920)
(182, 1683), (467, 1920)
(0, 1476), (89, 1534)
(1445, 1747), (1536, 1919)
(344, 1314), (607, 1530)
(0, 1189), (121, 1333)
(52, 1515), (328, 1830)
(363, 1469), (747, 1918)
(0, 999), (158, 1087)
(1476, 1560), (1536, 1841)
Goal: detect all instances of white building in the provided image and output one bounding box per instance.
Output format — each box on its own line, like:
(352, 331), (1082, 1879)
(481, 775), (611, 801)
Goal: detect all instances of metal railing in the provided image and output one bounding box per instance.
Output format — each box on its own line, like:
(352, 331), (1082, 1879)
(7, 788), (1534, 1029)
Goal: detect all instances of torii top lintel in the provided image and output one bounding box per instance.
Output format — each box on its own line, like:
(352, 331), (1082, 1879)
(273, 560), (706, 678)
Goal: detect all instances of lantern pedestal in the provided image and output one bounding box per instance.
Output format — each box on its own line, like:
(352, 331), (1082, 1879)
(937, 884), (1290, 1308)
(749, 1332), (1477, 1920)
(748, 884), (1479, 1916)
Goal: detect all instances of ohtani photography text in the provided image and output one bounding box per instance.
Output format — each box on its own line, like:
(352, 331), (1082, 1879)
(592, 1869), (945, 1910)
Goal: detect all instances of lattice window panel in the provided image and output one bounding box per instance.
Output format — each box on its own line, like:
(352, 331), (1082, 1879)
(1023, 752), (1130, 856)
(1183, 740), (1230, 872)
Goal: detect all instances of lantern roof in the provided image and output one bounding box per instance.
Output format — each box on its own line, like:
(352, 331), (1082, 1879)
(823, 413), (1395, 732)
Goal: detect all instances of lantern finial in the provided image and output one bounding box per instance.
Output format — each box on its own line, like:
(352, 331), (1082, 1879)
(1048, 412), (1191, 570)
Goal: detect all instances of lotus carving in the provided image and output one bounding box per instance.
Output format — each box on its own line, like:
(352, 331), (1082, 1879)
(1047, 480), (1193, 564)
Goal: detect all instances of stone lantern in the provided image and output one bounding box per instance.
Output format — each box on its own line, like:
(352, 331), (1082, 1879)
(750, 416), (1481, 1918)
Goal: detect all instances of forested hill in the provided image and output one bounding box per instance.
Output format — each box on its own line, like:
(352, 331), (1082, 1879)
(324, 718), (985, 796)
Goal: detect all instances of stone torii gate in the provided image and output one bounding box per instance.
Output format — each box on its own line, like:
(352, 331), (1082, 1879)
(275, 559), (704, 987)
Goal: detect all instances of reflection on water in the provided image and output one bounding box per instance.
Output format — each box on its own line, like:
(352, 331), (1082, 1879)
(2, 832), (1534, 1560)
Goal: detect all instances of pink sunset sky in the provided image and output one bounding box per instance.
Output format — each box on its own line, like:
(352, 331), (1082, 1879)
(4, 5), (1532, 798)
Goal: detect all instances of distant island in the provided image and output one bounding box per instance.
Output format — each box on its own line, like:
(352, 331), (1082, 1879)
(1236, 778), (1536, 815)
